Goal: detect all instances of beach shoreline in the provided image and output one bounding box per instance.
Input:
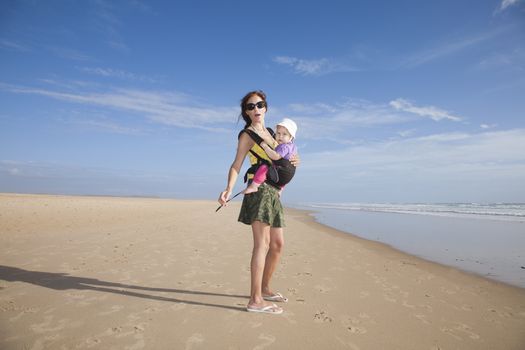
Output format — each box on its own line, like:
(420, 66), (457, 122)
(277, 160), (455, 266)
(295, 205), (525, 289)
(1, 193), (525, 349)
(288, 206), (525, 291)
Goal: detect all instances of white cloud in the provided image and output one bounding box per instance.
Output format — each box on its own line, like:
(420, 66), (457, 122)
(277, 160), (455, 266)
(500, 0), (521, 10)
(1, 81), (471, 142)
(8, 168), (20, 175)
(389, 98), (462, 122)
(480, 123), (498, 129)
(400, 27), (511, 68)
(0, 83), (236, 131)
(2, 82), (423, 139)
(281, 99), (411, 142)
(0, 39), (30, 52)
(273, 55), (358, 76)
(306, 129), (525, 172)
(300, 129), (525, 202)
(275, 98), (463, 143)
(80, 67), (157, 83)
(70, 119), (144, 135)
(81, 67), (135, 79)
(476, 48), (525, 71)
(92, 0), (129, 51)
(47, 46), (93, 61)
(397, 129), (416, 138)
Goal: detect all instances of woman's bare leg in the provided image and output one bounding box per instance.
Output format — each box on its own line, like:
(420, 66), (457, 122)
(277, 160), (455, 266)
(248, 221), (271, 306)
(262, 227), (284, 296)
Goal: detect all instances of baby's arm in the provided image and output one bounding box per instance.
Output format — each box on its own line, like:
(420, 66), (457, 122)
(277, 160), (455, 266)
(261, 142), (282, 161)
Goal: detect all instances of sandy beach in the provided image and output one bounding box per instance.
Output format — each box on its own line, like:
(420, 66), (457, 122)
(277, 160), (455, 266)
(1, 193), (524, 349)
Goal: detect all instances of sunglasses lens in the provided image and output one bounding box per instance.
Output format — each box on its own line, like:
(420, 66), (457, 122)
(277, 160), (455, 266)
(246, 101), (266, 111)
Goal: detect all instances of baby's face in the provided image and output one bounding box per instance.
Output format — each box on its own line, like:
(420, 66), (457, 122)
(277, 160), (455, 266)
(275, 125), (292, 144)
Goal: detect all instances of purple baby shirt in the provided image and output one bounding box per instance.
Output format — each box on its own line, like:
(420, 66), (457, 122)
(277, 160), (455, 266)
(275, 142), (297, 160)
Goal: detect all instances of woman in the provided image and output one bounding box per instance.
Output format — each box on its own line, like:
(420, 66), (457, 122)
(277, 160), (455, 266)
(218, 90), (297, 314)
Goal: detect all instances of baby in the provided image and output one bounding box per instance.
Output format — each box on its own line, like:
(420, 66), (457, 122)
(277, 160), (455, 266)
(244, 118), (298, 195)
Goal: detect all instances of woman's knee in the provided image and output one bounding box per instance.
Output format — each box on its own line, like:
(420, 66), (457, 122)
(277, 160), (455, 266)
(253, 238), (270, 252)
(269, 229), (284, 252)
(270, 239), (284, 253)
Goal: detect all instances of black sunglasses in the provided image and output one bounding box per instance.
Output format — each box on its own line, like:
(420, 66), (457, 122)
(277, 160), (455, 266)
(245, 101), (267, 111)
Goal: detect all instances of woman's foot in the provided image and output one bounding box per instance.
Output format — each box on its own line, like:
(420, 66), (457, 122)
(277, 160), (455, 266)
(262, 292), (288, 303)
(246, 302), (283, 314)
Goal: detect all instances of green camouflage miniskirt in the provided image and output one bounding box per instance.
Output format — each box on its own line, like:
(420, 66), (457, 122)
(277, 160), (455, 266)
(238, 183), (285, 228)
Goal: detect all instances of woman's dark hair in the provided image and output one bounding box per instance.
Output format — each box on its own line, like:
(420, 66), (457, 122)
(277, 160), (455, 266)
(239, 90), (267, 129)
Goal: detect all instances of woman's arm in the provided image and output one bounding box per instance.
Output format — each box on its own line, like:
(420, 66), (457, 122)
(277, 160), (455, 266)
(260, 142), (282, 161)
(218, 132), (254, 205)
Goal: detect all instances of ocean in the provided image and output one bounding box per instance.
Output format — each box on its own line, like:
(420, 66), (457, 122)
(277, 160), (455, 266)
(292, 202), (525, 289)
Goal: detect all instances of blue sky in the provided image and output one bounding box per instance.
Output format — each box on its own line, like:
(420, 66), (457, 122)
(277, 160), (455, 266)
(1, 0), (524, 204)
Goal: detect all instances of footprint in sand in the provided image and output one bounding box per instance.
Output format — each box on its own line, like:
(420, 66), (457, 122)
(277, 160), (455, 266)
(84, 337), (102, 347)
(314, 310), (333, 323)
(30, 315), (68, 333)
(98, 305), (124, 316)
(65, 291), (87, 302)
(134, 324), (145, 332)
(144, 306), (160, 313)
(413, 314), (431, 325)
(441, 323), (480, 340)
(346, 325), (367, 334)
(359, 291), (370, 299)
(7, 305), (39, 322)
(383, 292), (397, 303)
(314, 285), (331, 294)
(31, 334), (63, 350)
(77, 294), (108, 307)
(488, 307), (515, 318)
(110, 326), (123, 334)
(439, 286), (458, 295)
(402, 300), (416, 309)
(287, 287), (298, 295)
(296, 272), (313, 277)
(461, 304), (473, 311)
(342, 314), (372, 334)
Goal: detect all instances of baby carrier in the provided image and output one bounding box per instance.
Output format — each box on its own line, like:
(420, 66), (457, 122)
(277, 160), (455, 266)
(238, 128), (296, 188)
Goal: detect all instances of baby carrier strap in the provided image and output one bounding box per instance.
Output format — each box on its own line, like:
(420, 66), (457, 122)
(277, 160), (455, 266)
(238, 127), (275, 183)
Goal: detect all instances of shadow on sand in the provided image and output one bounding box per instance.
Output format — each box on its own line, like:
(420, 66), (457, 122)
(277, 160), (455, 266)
(0, 265), (246, 312)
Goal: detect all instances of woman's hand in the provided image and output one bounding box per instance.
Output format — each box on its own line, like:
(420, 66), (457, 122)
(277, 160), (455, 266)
(218, 189), (232, 206)
(290, 153), (300, 167)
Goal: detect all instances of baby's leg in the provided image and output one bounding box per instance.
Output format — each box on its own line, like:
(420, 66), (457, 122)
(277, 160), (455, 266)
(243, 164), (268, 194)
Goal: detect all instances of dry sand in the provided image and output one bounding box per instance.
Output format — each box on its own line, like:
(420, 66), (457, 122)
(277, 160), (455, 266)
(1, 193), (524, 349)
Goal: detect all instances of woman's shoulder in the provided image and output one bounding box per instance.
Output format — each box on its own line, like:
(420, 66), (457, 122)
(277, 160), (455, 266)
(239, 127), (275, 144)
(238, 128), (261, 143)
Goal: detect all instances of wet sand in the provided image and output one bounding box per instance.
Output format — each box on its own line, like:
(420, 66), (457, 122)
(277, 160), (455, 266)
(1, 193), (524, 349)
(306, 207), (525, 288)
